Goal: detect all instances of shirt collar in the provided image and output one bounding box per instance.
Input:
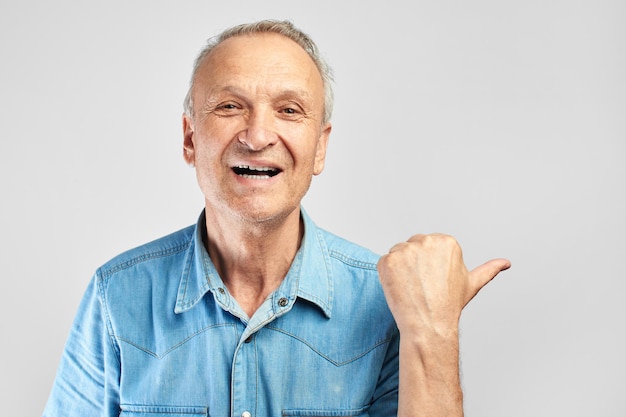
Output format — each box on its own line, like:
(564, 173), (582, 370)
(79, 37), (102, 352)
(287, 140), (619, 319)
(174, 208), (333, 318)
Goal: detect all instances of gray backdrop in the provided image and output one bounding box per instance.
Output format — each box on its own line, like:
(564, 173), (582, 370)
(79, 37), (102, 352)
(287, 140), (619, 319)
(1, 1), (624, 416)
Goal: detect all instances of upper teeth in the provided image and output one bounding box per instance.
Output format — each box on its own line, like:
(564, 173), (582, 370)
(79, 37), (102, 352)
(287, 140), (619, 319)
(237, 165), (276, 172)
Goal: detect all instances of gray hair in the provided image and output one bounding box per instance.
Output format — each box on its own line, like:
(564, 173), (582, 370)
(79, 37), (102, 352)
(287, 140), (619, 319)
(183, 20), (334, 124)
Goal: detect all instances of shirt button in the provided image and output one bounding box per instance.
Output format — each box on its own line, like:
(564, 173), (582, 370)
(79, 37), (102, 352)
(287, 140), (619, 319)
(242, 412), (252, 417)
(217, 287), (225, 294)
(278, 297), (288, 307)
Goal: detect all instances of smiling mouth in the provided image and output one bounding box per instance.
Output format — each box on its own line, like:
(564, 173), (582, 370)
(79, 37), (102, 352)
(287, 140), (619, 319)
(232, 165), (281, 179)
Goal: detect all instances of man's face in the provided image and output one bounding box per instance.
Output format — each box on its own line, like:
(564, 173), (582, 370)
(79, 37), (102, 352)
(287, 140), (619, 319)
(183, 33), (331, 225)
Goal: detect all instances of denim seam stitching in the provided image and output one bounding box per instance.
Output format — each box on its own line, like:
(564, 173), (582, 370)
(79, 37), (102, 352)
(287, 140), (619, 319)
(265, 326), (391, 366)
(114, 323), (237, 359)
(119, 405), (208, 414)
(100, 241), (190, 278)
(316, 228), (334, 316)
(328, 250), (377, 270)
(281, 405), (369, 416)
(96, 271), (122, 366)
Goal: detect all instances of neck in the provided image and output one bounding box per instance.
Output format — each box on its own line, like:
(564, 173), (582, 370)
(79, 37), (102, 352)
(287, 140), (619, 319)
(203, 205), (303, 318)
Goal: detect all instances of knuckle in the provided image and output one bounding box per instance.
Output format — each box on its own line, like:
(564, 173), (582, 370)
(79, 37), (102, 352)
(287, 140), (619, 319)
(380, 248), (413, 269)
(429, 233), (458, 247)
(442, 234), (458, 246)
(407, 234), (426, 243)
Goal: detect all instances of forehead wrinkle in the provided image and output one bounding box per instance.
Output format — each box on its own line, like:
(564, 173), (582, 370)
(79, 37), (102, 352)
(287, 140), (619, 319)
(202, 85), (248, 105)
(275, 88), (315, 102)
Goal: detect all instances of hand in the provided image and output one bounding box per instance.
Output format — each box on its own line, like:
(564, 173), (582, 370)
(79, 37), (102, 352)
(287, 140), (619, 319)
(377, 234), (510, 336)
(378, 234), (510, 416)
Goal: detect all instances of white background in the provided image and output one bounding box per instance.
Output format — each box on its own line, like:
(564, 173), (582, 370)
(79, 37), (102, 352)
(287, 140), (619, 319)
(1, 1), (624, 416)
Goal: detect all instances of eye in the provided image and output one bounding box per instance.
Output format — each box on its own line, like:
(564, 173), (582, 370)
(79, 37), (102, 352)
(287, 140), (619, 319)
(278, 104), (303, 117)
(210, 101), (244, 117)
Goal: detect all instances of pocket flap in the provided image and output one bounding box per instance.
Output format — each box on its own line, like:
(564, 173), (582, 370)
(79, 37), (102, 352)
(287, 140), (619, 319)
(119, 404), (208, 416)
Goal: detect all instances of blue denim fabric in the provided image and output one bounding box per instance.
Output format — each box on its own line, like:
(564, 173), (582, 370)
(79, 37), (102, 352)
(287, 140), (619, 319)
(43, 209), (399, 417)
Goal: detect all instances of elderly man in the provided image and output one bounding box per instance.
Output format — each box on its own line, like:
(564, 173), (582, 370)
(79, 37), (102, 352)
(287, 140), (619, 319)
(44, 20), (509, 417)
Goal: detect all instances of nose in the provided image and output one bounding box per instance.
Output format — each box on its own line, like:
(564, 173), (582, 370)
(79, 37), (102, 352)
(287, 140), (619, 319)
(238, 108), (278, 151)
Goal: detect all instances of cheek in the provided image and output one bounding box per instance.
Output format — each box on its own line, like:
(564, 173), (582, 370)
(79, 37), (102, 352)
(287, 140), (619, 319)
(193, 128), (232, 162)
(281, 126), (323, 164)
(196, 118), (240, 145)
(288, 146), (318, 175)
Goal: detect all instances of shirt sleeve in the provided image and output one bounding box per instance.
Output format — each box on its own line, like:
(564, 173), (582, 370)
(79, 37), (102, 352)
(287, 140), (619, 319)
(43, 272), (121, 417)
(368, 329), (400, 416)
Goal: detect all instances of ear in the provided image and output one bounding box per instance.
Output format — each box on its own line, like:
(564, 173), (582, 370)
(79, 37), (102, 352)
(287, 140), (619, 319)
(313, 122), (331, 176)
(182, 113), (196, 166)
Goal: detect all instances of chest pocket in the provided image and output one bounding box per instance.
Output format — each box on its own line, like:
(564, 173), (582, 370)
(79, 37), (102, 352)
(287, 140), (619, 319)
(119, 405), (208, 416)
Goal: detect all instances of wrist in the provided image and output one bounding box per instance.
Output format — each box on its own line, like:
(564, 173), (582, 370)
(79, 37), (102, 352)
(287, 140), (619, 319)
(397, 316), (460, 345)
(398, 327), (463, 417)
(400, 326), (460, 364)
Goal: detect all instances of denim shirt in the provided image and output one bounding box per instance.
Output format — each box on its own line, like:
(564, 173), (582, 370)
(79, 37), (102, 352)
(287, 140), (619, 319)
(43, 209), (399, 417)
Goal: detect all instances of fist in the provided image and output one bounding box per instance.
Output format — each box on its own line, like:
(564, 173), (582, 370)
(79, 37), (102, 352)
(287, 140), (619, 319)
(377, 234), (510, 336)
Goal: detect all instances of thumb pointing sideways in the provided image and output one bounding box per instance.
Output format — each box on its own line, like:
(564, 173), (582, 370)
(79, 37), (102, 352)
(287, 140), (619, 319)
(465, 258), (512, 307)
